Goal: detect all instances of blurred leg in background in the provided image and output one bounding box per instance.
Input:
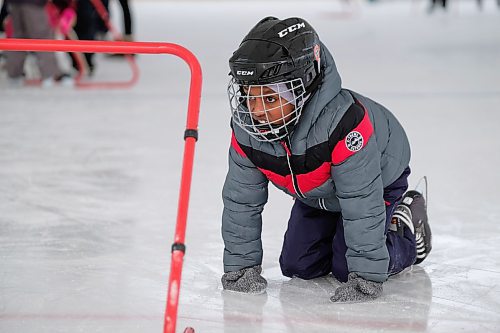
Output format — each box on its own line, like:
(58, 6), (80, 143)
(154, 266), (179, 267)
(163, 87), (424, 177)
(117, 0), (132, 41)
(93, 0), (134, 42)
(0, 0), (7, 69)
(5, 1), (66, 85)
(95, 0), (108, 40)
(0, 0), (8, 32)
(106, 0), (134, 57)
(428, 0), (447, 13)
(73, 0), (97, 74)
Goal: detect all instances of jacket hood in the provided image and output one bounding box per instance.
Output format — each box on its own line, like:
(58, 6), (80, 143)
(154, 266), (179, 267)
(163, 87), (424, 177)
(293, 42), (354, 139)
(317, 41), (342, 103)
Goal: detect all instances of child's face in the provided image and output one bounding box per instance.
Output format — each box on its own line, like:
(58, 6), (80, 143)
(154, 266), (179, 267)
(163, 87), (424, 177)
(243, 86), (296, 126)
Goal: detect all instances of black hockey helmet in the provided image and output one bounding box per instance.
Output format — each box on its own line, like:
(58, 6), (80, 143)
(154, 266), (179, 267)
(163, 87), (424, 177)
(227, 17), (323, 142)
(229, 16), (322, 95)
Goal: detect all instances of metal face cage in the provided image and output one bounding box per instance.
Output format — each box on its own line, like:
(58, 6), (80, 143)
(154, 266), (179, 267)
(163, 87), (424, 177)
(227, 77), (306, 142)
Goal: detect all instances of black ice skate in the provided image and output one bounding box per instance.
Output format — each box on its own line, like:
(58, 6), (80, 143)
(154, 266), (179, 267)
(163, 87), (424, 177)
(392, 187), (432, 265)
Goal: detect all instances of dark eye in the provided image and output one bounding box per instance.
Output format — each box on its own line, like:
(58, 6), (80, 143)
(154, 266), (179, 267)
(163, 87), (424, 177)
(265, 96), (277, 103)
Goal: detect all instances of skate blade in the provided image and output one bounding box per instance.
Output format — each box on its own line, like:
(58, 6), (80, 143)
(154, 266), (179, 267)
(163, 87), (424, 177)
(414, 176), (428, 207)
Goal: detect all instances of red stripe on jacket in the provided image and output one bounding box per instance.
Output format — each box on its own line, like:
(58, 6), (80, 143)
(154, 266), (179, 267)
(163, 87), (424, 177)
(231, 133), (247, 157)
(231, 132), (332, 195)
(295, 162), (331, 193)
(259, 170), (296, 195)
(331, 109), (374, 165)
(259, 162), (331, 195)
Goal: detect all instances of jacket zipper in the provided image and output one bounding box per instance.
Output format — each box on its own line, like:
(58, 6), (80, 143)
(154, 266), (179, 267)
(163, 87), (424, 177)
(281, 139), (305, 198)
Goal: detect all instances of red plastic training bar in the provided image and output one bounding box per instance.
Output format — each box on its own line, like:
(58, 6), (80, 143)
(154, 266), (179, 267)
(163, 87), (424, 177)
(0, 38), (202, 333)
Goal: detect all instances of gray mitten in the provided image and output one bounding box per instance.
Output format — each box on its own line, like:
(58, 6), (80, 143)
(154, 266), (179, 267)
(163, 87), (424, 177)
(330, 273), (383, 303)
(221, 265), (267, 294)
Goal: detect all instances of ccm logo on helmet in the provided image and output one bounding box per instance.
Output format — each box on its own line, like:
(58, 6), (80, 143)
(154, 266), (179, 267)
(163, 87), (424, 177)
(278, 22), (306, 38)
(236, 70), (254, 76)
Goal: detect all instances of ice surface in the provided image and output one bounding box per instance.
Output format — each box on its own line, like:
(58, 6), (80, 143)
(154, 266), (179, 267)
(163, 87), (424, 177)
(1, 0), (500, 332)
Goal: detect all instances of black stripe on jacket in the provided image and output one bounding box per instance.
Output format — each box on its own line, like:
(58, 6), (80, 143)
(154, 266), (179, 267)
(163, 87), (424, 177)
(235, 101), (365, 176)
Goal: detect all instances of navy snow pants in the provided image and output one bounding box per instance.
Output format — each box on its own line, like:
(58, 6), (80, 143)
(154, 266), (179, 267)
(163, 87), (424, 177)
(279, 167), (416, 283)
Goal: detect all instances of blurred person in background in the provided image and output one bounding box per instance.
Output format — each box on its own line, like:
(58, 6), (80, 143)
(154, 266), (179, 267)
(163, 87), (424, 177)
(72, 0), (97, 75)
(428, 0), (447, 13)
(4, 0), (72, 86)
(475, 0), (500, 10)
(96, 0), (133, 42)
(116, 0), (133, 42)
(0, 0), (8, 32)
(0, 0), (7, 67)
(94, 0), (107, 39)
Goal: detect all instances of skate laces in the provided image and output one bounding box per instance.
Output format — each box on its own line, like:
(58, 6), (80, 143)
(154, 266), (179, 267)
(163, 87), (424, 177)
(411, 195), (428, 261)
(392, 202), (414, 234)
(397, 191), (430, 263)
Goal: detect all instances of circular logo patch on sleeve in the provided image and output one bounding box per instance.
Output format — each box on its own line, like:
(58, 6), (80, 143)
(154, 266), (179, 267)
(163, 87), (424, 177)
(345, 131), (364, 152)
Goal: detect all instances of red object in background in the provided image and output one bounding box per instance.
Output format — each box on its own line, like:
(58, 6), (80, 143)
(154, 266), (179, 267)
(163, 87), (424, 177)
(0, 38), (202, 333)
(58, 8), (76, 36)
(4, 17), (13, 38)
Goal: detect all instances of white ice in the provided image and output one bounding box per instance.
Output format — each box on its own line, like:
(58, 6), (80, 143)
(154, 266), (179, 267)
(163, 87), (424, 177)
(1, 0), (500, 332)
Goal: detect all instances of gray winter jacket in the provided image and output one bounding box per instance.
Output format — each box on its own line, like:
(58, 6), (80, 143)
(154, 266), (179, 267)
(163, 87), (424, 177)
(222, 44), (410, 283)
